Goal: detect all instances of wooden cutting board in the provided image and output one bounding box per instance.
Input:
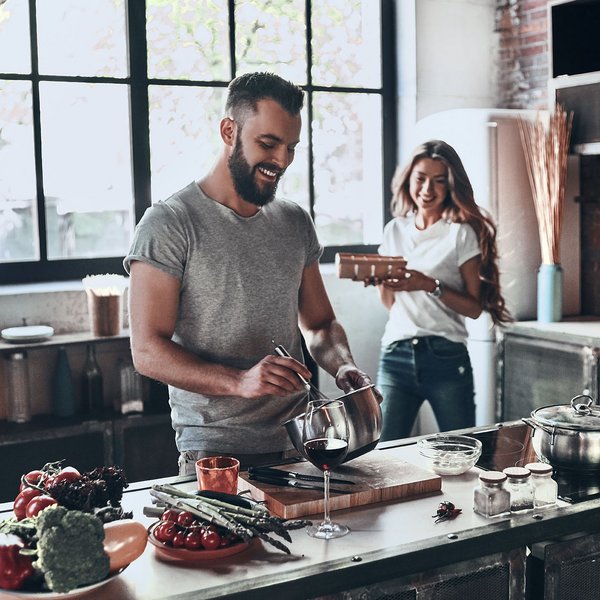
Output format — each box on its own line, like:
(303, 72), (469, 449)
(238, 450), (441, 519)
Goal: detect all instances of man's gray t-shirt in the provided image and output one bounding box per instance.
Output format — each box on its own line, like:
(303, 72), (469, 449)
(124, 182), (323, 454)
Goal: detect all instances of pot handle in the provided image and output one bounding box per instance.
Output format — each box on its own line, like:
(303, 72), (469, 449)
(571, 394), (598, 416)
(522, 417), (554, 436)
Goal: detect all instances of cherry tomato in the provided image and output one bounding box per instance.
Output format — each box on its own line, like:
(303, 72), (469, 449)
(13, 487), (42, 520)
(25, 494), (57, 518)
(161, 509), (179, 523)
(171, 531), (186, 548)
(201, 529), (221, 550)
(176, 511), (195, 528)
(184, 529), (203, 550)
(52, 467), (81, 485)
(153, 522), (177, 545)
(19, 470), (46, 491)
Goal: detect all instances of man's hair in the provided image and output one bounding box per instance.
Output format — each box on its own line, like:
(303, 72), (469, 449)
(225, 72), (304, 123)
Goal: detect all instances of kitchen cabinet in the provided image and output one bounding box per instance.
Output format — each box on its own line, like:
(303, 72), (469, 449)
(497, 319), (600, 422)
(0, 412), (177, 503)
(0, 331), (175, 502)
(549, 0), (600, 154)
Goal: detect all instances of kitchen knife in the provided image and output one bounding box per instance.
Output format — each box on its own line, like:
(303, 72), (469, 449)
(248, 466), (355, 485)
(248, 474), (351, 494)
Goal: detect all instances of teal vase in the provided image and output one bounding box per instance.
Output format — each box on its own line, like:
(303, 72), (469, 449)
(537, 264), (563, 323)
(52, 347), (75, 417)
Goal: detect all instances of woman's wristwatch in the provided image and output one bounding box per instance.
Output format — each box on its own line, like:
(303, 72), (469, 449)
(428, 279), (444, 298)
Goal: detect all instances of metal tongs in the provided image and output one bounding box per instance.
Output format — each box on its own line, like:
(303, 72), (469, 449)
(273, 343), (329, 401)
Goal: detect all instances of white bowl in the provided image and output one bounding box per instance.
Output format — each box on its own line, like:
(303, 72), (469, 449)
(417, 434), (482, 475)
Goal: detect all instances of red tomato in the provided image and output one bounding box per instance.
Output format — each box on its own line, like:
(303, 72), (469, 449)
(13, 487), (42, 520)
(176, 511), (195, 528)
(153, 522), (177, 545)
(201, 529), (221, 550)
(52, 467), (81, 485)
(19, 470), (46, 491)
(161, 509), (179, 523)
(171, 531), (186, 548)
(184, 529), (203, 550)
(25, 495), (57, 518)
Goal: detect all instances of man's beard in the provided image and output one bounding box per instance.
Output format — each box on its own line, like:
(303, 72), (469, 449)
(228, 136), (280, 207)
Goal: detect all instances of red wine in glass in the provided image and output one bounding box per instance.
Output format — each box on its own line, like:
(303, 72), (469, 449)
(302, 399), (350, 539)
(303, 438), (348, 471)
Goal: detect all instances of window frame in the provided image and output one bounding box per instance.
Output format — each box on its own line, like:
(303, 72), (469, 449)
(0, 0), (396, 284)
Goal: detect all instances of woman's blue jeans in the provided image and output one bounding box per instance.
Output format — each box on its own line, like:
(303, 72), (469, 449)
(377, 336), (475, 442)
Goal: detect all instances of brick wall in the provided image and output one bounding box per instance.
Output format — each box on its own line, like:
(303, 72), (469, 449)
(496, 0), (600, 315)
(496, 0), (549, 109)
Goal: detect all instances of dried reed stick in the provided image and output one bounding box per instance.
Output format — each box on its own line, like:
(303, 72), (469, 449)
(519, 104), (573, 265)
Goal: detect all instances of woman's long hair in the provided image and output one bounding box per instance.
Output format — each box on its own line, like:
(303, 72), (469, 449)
(391, 140), (511, 325)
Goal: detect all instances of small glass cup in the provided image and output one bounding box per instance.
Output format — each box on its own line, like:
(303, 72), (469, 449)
(195, 456), (240, 495)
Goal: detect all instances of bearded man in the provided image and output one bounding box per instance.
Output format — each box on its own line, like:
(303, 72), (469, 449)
(124, 72), (376, 474)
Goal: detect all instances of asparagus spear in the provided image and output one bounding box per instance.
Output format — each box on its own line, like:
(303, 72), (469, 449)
(149, 484), (310, 554)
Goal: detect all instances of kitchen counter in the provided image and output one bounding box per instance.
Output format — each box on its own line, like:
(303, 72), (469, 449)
(2, 426), (600, 599)
(504, 317), (600, 347)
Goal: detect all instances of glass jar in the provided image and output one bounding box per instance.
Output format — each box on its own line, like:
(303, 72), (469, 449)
(503, 467), (534, 512)
(5, 351), (31, 423)
(525, 462), (558, 508)
(473, 471), (510, 518)
(118, 358), (144, 414)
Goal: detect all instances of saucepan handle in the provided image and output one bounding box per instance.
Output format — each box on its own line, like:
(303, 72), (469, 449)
(521, 417), (554, 436)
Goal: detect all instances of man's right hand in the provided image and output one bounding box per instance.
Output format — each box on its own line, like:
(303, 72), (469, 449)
(237, 354), (313, 398)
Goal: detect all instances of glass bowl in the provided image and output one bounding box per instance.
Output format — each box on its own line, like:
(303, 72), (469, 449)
(417, 434), (483, 475)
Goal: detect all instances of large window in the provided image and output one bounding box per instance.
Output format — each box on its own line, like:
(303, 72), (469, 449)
(0, 0), (396, 284)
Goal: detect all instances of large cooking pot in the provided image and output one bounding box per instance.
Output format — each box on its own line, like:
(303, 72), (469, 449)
(523, 394), (600, 471)
(283, 384), (383, 463)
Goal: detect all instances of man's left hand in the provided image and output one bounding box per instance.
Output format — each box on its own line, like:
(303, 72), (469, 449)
(335, 365), (383, 403)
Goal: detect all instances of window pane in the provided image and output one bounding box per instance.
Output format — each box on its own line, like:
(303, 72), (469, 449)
(39, 82), (133, 259)
(149, 85), (226, 202)
(0, 81), (38, 262)
(312, 0), (381, 88)
(0, 0), (31, 74)
(146, 0), (230, 81)
(312, 92), (383, 246)
(275, 106), (310, 212)
(235, 0), (306, 84)
(36, 0), (127, 77)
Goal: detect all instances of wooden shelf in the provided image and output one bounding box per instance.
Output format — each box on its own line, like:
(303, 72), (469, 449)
(0, 330), (131, 353)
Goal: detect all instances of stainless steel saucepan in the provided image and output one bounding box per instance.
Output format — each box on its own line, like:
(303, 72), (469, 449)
(523, 394), (600, 471)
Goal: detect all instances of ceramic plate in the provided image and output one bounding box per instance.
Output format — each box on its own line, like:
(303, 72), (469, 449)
(1, 570), (124, 599)
(148, 532), (253, 563)
(1, 325), (54, 343)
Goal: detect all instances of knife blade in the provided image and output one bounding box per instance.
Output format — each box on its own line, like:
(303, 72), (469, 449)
(248, 474), (351, 494)
(249, 466), (355, 485)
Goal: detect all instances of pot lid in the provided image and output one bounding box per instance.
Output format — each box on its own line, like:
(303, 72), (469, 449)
(531, 395), (600, 431)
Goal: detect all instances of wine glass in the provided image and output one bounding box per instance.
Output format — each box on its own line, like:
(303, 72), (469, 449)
(302, 399), (350, 539)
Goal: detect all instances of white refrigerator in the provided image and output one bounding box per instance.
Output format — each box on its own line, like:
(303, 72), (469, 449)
(409, 108), (580, 427)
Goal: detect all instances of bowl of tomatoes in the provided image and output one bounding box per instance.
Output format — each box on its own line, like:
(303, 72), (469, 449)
(148, 508), (253, 562)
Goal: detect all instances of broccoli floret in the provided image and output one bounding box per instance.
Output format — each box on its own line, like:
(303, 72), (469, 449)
(32, 505), (110, 593)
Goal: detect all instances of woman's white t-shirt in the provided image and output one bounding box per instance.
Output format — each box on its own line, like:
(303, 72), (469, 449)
(379, 213), (481, 346)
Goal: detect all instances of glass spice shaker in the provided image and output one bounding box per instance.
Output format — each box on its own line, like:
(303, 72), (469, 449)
(525, 462), (558, 508)
(473, 471), (511, 518)
(5, 351), (32, 423)
(503, 466), (534, 512)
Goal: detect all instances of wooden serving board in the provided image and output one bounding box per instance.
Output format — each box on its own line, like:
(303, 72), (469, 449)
(238, 450), (441, 519)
